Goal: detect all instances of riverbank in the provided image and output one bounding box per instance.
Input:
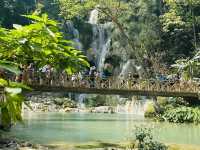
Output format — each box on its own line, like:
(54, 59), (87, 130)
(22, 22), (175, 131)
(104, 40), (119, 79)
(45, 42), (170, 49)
(144, 97), (200, 124)
(50, 142), (200, 150)
(1, 136), (200, 150)
(0, 134), (48, 150)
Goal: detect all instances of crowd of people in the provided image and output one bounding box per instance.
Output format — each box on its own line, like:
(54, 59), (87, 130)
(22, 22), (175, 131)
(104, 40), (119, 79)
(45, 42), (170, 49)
(0, 63), (114, 88)
(0, 62), (199, 92)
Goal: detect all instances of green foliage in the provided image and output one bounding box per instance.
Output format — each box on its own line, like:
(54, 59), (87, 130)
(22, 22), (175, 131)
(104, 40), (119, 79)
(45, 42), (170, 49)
(157, 97), (168, 107)
(144, 102), (157, 118)
(0, 14), (89, 73)
(0, 94), (24, 128)
(0, 0), (36, 28)
(58, 0), (128, 20)
(0, 60), (32, 130)
(171, 51), (200, 79)
(161, 0), (200, 63)
(0, 12), (89, 129)
(162, 106), (200, 123)
(0, 60), (20, 75)
(59, 0), (97, 20)
(133, 127), (167, 150)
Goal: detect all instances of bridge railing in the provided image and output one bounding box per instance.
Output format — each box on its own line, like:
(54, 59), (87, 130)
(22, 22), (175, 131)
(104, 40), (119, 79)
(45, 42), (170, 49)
(9, 71), (200, 93)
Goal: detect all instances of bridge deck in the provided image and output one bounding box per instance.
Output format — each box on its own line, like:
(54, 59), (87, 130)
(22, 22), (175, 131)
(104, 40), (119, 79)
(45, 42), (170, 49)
(31, 85), (199, 98)
(2, 73), (200, 98)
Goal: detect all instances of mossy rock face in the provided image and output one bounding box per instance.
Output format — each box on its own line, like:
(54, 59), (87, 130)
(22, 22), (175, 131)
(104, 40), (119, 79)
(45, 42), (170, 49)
(144, 102), (156, 118)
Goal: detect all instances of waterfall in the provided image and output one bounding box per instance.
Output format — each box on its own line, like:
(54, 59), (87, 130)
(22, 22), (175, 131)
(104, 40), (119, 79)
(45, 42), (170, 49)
(98, 38), (111, 72)
(65, 21), (83, 50)
(88, 9), (112, 71)
(89, 9), (99, 24)
(116, 97), (147, 115)
(78, 94), (86, 109)
(120, 59), (143, 78)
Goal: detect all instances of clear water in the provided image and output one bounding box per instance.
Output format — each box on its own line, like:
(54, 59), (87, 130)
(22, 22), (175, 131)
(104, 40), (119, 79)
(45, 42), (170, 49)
(11, 112), (200, 146)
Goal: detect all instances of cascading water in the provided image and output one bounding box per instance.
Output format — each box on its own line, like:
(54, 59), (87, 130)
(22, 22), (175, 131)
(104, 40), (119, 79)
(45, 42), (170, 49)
(78, 94), (86, 109)
(116, 97), (147, 115)
(118, 60), (147, 115)
(119, 59), (143, 78)
(98, 38), (111, 72)
(88, 8), (112, 71)
(89, 9), (99, 24)
(65, 21), (82, 50)
(87, 9), (147, 115)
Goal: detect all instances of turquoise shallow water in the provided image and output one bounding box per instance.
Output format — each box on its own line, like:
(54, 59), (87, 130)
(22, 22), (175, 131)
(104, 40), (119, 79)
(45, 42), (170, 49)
(10, 112), (200, 146)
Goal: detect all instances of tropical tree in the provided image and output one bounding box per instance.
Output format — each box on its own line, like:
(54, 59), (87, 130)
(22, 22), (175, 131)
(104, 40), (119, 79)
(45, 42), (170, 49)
(171, 52), (200, 80)
(0, 13), (89, 129)
(0, 14), (89, 73)
(161, 0), (200, 63)
(0, 0), (36, 28)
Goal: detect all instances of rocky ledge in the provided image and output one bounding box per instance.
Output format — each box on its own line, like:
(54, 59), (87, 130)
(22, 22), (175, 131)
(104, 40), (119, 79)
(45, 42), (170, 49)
(0, 138), (49, 150)
(24, 94), (116, 113)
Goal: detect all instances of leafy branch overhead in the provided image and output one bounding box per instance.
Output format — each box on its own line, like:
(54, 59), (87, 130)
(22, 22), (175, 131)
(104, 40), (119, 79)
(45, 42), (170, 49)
(0, 13), (90, 129)
(0, 13), (90, 74)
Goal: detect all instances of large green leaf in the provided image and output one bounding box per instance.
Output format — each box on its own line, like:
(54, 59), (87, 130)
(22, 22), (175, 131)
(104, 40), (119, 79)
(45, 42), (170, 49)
(0, 60), (20, 75)
(9, 82), (32, 91)
(5, 87), (22, 95)
(0, 78), (8, 86)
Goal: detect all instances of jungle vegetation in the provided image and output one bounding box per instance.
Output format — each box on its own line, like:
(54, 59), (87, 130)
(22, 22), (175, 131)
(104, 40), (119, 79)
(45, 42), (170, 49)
(0, 0), (200, 127)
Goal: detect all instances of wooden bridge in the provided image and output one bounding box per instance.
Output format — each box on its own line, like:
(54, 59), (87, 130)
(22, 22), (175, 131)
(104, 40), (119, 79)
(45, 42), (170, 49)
(31, 85), (199, 98)
(21, 74), (200, 99)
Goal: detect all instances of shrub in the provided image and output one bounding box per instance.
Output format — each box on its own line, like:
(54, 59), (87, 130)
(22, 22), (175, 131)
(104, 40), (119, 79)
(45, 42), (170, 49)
(157, 97), (168, 107)
(144, 102), (156, 118)
(132, 127), (167, 150)
(162, 106), (200, 123)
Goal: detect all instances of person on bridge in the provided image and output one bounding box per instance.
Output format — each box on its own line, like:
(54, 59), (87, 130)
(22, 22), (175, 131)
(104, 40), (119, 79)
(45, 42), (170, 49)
(27, 63), (35, 84)
(89, 66), (96, 87)
(22, 64), (29, 84)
